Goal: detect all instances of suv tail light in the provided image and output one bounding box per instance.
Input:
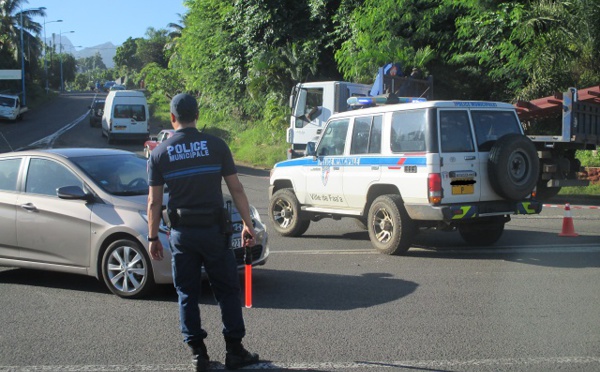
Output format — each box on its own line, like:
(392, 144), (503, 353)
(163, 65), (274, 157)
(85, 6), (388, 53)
(428, 173), (442, 204)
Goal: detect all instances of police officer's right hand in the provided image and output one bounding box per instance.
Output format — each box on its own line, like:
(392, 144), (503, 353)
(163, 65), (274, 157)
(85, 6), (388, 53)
(149, 240), (164, 260)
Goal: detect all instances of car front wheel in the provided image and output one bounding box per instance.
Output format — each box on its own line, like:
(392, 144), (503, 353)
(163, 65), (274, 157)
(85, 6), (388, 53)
(268, 188), (310, 237)
(101, 239), (155, 298)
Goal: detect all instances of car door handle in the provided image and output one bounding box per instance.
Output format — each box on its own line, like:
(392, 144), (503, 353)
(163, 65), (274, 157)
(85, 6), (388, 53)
(371, 166), (380, 170)
(20, 203), (38, 212)
(464, 156), (476, 160)
(333, 166), (340, 170)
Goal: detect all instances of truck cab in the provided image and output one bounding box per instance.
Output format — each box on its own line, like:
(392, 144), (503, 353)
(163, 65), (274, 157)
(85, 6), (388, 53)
(0, 94), (28, 122)
(287, 81), (371, 158)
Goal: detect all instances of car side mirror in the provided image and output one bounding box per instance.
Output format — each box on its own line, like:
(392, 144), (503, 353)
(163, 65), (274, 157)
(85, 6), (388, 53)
(57, 186), (93, 201)
(305, 141), (316, 157)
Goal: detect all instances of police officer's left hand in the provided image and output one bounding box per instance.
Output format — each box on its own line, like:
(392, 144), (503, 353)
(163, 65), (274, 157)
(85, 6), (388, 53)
(149, 240), (164, 260)
(242, 225), (256, 247)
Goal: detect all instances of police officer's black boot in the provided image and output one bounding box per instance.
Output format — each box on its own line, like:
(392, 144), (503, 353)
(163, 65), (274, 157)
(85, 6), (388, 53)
(224, 337), (259, 370)
(188, 339), (210, 372)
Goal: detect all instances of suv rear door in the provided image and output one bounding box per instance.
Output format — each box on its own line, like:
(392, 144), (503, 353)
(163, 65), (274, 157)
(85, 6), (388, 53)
(438, 109), (481, 204)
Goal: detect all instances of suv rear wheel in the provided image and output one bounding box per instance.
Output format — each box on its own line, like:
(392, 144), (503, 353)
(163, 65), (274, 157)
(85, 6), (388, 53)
(268, 188), (310, 237)
(367, 195), (415, 255)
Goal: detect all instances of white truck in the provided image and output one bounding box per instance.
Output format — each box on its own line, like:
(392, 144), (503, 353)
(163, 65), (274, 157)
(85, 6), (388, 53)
(0, 94), (28, 122)
(286, 64), (434, 158)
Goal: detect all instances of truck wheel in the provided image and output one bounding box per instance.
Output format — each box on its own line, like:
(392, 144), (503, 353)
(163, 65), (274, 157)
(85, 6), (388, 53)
(488, 133), (539, 200)
(458, 221), (505, 246)
(101, 239), (155, 298)
(367, 195), (415, 255)
(269, 189), (310, 237)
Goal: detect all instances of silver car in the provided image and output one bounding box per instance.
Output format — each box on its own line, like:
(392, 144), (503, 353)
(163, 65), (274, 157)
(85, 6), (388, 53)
(0, 148), (269, 298)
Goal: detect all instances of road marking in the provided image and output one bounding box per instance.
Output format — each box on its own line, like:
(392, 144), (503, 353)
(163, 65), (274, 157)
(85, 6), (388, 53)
(272, 243), (600, 255)
(18, 112), (87, 150)
(2, 356), (599, 370)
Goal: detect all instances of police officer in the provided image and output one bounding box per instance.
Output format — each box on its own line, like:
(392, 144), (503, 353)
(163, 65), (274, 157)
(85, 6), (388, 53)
(147, 93), (259, 371)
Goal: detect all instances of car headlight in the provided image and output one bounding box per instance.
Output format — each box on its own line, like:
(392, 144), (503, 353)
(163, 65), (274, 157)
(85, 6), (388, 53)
(249, 205), (262, 223)
(139, 211), (169, 233)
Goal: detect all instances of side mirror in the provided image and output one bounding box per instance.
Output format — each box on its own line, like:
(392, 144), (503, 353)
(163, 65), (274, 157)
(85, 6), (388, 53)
(305, 141), (316, 157)
(57, 186), (93, 201)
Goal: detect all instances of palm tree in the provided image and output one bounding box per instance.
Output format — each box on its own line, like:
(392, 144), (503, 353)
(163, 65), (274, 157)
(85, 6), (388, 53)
(0, 0), (45, 68)
(165, 12), (186, 64)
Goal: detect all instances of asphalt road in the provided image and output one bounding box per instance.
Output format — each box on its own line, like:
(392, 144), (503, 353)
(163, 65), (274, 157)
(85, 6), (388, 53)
(1, 93), (599, 371)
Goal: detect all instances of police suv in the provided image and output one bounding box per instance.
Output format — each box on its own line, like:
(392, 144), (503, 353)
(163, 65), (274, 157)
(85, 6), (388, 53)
(268, 97), (542, 254)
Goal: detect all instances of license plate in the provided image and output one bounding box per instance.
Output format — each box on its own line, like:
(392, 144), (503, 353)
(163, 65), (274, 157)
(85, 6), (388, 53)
(452, 184), (474, 195)
(231, 237), (243, 249)
(114, 125), (127, 131)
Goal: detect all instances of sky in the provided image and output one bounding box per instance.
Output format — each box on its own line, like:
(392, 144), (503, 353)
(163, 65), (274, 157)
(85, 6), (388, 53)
(26, 0), (189, 49)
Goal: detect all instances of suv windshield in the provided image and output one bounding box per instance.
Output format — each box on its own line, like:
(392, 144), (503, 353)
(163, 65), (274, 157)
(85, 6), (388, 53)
(72, 154), (149, 196)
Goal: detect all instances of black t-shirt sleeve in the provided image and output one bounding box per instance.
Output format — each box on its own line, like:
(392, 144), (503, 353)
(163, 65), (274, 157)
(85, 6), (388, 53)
(220, 139), (237, 177)
(147, 150), (165, 186)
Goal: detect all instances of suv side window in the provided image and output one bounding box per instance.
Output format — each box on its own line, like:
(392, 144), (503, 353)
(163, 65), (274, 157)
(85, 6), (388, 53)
(350, 115), (383, 155)
(440, 110), (474, 153)
(317, 119), (350, 156)
(25, 159), (83, 196)
(391, 110), (427, 152)
(472, 110), (522, 151)
(0, 158), (21, 192)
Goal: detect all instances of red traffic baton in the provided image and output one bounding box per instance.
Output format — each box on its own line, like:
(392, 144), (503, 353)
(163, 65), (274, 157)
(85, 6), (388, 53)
(244, 236), (252, 308)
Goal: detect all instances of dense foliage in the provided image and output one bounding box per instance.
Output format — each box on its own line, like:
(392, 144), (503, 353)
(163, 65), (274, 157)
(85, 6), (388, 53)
(1, 0), (598, 167)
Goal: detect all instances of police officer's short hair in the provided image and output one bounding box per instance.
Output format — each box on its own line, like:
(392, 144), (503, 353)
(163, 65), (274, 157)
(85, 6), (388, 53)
(171, 93), (199, 123)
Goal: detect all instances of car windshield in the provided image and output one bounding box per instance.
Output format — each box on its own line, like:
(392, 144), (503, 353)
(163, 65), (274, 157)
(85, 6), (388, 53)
(71, 153), (149, 196)
(0, 96), (16, 107)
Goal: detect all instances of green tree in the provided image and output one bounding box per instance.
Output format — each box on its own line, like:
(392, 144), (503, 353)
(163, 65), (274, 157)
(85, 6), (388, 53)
(0, 0), (45, 92)
(136, 27), (169, 68)
(114, 37), (142, 71)
(452, 0), (600, 100)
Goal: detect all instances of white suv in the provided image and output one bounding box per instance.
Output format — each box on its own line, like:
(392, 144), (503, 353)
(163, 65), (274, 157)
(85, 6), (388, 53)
(268, 100), (542, 254)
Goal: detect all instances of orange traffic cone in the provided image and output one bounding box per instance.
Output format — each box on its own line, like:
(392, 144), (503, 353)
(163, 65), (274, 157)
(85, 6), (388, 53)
(558, 203), (579, 237)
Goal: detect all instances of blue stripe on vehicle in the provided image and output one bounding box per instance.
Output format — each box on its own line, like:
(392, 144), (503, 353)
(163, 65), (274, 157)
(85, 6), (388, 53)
(164, 165), (221, 180)
(274, 156), (426, 167)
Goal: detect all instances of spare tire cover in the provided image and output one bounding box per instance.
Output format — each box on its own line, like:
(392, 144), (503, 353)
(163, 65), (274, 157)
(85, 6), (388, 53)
(488, 133), (539, 200)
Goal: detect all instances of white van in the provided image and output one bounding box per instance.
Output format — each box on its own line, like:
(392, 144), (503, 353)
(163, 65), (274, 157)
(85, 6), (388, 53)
(101, 90), (149, 144)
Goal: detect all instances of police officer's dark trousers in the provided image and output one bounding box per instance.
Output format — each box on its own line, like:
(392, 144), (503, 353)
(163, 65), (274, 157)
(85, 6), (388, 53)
(169, 224), (246, 345)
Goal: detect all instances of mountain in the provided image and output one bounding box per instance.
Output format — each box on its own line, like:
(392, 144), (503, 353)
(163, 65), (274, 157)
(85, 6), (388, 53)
(74, 43), (118, 69)
(45, 36), (117, 68)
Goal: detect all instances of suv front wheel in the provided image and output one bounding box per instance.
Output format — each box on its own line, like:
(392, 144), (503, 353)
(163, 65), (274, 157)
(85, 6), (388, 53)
(269, 188), (310, 237)
(367, 195), (415, 255)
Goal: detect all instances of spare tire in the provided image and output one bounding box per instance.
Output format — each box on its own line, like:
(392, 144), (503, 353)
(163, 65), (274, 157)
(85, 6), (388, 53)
(488, 133), (539, 200)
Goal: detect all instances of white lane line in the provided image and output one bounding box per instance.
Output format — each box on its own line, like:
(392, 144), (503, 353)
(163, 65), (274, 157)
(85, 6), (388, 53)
(272, 244), (600, 255)
(2, 356), (599, 370)
(17, 112), (87, 150)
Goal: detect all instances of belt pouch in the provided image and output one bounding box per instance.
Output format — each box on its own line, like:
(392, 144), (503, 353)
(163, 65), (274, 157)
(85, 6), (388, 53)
(176, 208), (217, 227)
(220, 207), (233, 236)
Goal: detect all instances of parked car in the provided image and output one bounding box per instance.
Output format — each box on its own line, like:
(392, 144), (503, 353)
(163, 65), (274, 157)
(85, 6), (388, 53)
(0, 148), (269, 298)
(143, 129), (175, 158)
(110, 84), (126, 91)
(88, 98), (106, 127)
